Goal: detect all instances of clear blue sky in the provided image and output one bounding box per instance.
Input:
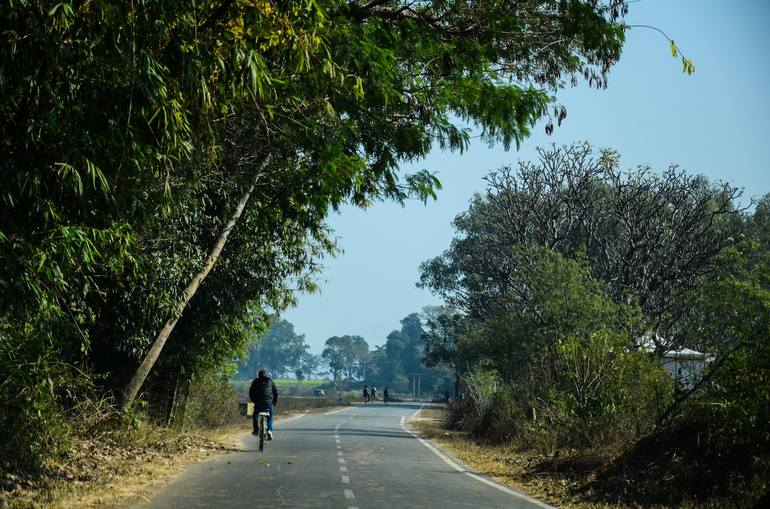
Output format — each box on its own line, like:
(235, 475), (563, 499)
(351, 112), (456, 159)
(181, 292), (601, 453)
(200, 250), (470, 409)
(284, 0), (770, 354)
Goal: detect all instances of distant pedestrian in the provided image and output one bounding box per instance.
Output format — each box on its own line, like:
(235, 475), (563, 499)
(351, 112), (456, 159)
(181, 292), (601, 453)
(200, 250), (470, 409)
(362, 385), (370, 405)
(383, 387), (390, 406)
(370, 386), (377, 401)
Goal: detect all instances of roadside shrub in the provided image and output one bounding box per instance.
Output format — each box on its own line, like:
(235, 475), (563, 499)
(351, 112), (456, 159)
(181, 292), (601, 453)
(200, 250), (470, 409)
(531, 331), (672, 451)
(460, 369), (502, 432)
(646, 242), (770, 499)
(0, 324), (92, 470)
(443, 366), (526, 442)
(446, 370), (524, 441)
(445, 248), (674, 452)
(179, 372), (240, 429)
(679, 244), (770, 452)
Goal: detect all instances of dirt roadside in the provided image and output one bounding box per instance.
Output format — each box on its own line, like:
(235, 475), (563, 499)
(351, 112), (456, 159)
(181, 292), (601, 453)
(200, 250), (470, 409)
(407, 407), (749, 509)
(2, 407), (348, 509)
(408, 406), (612, 509)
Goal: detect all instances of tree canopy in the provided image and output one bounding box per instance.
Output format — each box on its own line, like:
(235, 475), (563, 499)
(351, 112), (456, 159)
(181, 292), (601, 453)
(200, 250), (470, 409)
(1, 0), (631, 468)
(419, 143), (743, 350)
(418, 145), (767, 480)
(236, 319), (317, 379)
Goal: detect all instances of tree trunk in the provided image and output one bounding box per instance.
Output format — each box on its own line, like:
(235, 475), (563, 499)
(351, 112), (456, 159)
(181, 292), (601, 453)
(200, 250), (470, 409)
(454, 371), (460, 399)
(120, 156), (272, 408)
(166, 373), (181, 426)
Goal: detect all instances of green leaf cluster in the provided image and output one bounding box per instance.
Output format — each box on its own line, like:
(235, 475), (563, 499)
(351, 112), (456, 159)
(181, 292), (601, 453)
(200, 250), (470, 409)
(1, 0), (629, 469)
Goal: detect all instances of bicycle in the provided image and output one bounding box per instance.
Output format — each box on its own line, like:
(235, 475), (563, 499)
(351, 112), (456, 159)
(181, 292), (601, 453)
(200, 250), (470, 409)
(239, 402), (272, 452)
(256, 410), (271, 452)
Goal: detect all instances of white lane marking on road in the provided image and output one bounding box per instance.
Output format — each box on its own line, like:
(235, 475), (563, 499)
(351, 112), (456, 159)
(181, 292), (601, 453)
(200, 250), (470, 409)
(400, 416), (405, 425)
(348, 507), (359, 509)
(400, 423), (554, 509)
(335, 439), (341, 443)
(337, 445), (341, 449)
(278, 413), (306, 423)
(338, 458), (346, 464)
(337, 451), (343, 456)
(410, 403), (425, 418)
(334, 416), (352, 436)
(340, 466), (347, 472)
(344, 489), (355, 500)
(341, 475), (350, 484)
(326, 406), (354, 415)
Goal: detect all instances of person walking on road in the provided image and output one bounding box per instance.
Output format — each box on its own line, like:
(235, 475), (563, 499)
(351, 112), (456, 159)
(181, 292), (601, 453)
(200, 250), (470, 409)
(383, 387), (390, 406)
(249, 369), (278, 439)
(370, 386), (377, 402)
(362, 385), (370, 405)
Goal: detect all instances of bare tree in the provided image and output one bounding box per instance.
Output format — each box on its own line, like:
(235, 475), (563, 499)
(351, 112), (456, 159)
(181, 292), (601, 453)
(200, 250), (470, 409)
(420, 143), (746, 351)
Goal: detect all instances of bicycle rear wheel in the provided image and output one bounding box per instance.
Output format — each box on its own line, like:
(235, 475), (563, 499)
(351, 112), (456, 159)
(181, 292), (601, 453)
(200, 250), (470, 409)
(258, 416), (265, 452)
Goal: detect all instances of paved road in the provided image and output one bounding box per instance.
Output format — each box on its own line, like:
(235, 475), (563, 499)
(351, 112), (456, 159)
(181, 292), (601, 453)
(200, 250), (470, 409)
(135, 402), (551, 509)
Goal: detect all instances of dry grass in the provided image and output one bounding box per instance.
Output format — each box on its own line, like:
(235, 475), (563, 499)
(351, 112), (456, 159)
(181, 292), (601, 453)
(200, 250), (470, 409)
(410, 407), (572, 507)
(0, 410), (326, 509)
(2, 427), (238, 509)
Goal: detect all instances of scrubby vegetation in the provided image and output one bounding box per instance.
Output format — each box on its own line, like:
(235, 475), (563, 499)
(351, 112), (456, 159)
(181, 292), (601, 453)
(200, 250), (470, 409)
(419, 145), (769, 506)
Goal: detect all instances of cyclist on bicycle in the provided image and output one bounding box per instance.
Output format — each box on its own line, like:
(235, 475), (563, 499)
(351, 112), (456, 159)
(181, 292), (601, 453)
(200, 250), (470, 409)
(383, 387), (390, 406)
(249, 368), (278, 440)
(362, 385), (370, 405)
(370, 386), (377, 401)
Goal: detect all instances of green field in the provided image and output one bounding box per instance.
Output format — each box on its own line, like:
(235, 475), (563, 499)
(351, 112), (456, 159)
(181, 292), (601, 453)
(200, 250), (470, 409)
(274, 378), (326, 388)
(230, 378), (327, 396)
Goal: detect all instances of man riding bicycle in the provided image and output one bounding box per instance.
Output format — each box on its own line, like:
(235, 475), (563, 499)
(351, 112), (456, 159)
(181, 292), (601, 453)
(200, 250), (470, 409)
(249, 368), (278, 440)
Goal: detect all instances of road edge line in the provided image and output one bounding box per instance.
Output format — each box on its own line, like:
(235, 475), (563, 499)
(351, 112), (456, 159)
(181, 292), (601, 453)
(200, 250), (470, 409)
(400, 422), (554, 509)
(277, 413), (306, 423)
(325, 406), (354, 415)
(410, 403), (425, 418)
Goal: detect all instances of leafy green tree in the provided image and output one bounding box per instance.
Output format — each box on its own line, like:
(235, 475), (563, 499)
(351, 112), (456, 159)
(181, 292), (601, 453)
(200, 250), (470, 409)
(422, 306), (475, 398)
(236, 319), (309, 379)
(1, 0), (632, 466)
(363, 312), (451, 394)
(295, 353), (322, 383)
(439, 246), (669, 446)
(348, 335), (370, 381)
(398, 313), (425, 376)
(322, 336), (348, 385)
(657, 219), (770, 498)
(380, 330), (405, 387)
(321, 335), (369, 382)
(0, 0), (345, 459)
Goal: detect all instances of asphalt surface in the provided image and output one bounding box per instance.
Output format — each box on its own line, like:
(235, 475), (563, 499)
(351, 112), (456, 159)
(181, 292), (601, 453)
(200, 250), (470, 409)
(134, 402), (552, 509)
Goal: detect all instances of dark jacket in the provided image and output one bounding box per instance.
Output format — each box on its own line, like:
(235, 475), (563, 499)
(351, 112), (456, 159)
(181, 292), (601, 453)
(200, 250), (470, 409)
(249, 376), (278, 405)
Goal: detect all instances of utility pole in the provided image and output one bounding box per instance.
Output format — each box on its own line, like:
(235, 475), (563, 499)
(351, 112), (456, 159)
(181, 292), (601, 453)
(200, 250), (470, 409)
(409, 373), (422, 401)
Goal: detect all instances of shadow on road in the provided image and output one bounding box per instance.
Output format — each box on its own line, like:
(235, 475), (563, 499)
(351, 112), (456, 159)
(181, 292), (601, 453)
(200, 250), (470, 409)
(286, 427), (414, 440)
(356, 401), (441, 410)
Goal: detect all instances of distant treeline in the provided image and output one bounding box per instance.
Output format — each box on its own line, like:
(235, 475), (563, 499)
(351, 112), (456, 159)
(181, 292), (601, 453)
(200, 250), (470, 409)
(234, 314), (453, 397)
